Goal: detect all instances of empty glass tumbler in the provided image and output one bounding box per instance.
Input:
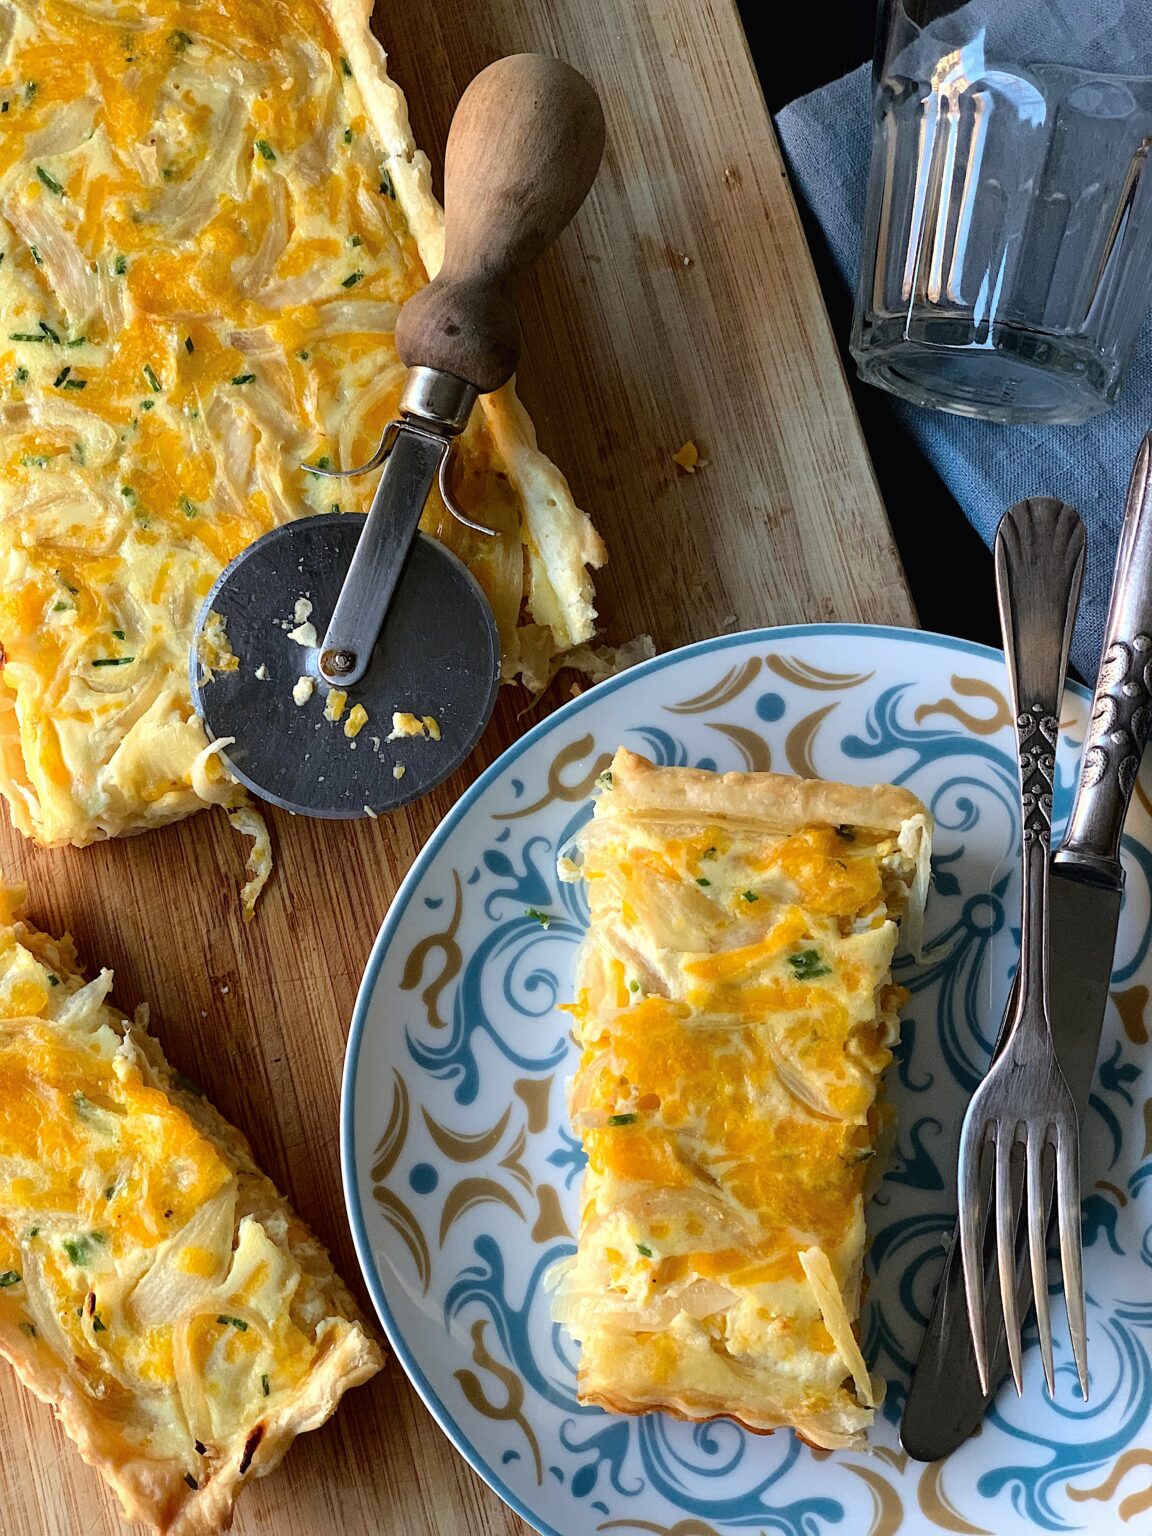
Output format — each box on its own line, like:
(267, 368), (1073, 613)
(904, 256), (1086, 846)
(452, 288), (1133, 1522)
(852, 0), (1152, 423)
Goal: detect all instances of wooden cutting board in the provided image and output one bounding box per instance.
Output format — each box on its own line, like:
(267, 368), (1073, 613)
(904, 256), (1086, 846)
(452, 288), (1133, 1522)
(0, 2), (915, 1533)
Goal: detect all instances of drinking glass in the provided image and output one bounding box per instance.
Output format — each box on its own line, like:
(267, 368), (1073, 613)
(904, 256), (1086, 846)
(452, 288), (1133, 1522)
(852, 0), (1152, 423)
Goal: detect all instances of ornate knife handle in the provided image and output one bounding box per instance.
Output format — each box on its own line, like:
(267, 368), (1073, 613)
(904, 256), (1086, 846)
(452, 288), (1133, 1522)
(1059, 433), (1152, 881)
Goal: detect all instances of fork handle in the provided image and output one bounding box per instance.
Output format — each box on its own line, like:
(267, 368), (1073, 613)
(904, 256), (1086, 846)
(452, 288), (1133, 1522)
(995, 499), (1086, 1039)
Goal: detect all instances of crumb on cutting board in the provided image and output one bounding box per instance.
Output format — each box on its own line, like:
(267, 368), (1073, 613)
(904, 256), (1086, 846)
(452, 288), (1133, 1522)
(672, 440), (703, 474)
(324, 689), (348, 723)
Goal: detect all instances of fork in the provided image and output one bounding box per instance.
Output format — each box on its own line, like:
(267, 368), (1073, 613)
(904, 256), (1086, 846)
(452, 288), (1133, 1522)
(957, 496), (1088, 1400)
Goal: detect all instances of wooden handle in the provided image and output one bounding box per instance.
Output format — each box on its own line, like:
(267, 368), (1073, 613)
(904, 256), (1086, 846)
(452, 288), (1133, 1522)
(395, 54), (605, 393)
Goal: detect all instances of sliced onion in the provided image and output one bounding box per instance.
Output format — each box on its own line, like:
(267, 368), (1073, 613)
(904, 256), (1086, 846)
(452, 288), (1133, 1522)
(127, 1181), (238, 1330)
(336, 363), (405, 469)
(202, 391), (256, 517)
(236, 173), (290, 297)
(310, 300), (401, 339)
(21, 96), (99, 160)
(2, 197), (104, 331)
(149, 91), (248, 239)
(0, 3), (13, 69)
(227, 805), (272, 921)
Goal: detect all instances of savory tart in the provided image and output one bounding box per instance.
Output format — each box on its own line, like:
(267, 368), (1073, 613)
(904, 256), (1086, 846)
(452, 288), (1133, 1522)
(0, 0), (604, 861)
(0, 883), (382, 1533)
(552, 748), (931, 1449)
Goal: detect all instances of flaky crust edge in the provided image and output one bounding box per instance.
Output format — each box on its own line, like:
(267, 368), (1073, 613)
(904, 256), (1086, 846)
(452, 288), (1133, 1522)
(326, 0), (607, 662)
(0, 900), (384, 1536)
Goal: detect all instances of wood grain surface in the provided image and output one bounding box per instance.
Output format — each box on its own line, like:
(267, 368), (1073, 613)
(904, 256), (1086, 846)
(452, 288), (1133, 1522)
(0, 1), (915, 1533)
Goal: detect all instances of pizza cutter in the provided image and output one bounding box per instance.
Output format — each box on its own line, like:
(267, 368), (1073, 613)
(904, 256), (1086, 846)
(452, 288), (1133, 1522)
(190, 53), (605, 818)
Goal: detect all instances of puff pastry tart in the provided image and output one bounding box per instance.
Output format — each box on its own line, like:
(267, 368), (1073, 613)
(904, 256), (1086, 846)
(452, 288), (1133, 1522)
(0, 885), (382, 1533)
(553, 749), (931, 1450)
(0, 0), (604, 868)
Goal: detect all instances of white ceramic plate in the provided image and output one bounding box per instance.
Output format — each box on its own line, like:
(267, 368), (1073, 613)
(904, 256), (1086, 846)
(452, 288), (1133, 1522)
(342, 624), (1152, 1536)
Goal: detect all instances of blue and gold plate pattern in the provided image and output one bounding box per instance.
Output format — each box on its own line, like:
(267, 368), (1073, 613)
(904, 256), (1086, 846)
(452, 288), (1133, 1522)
(342, 624), (1152, 1536)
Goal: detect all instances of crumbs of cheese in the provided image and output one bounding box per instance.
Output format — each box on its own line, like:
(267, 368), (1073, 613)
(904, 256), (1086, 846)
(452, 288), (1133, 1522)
(672, 440), (701, 473)
(195, 611), (240, 682)
(292, 677), (314, 706)
(392, 764), (406, 780)
(0, 0), (604, 861)
(323, 689), (347, 724)
(0, 890), (381, 1529)
(386, 712), (440, 742)
(343, 704), (368, 740)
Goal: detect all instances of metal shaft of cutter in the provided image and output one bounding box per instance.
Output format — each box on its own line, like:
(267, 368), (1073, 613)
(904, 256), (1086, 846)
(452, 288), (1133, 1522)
(317, 426), (446, 688)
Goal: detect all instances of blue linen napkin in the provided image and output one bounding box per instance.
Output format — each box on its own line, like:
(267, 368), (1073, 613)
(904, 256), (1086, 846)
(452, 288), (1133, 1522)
(775, 54), (1152, 683)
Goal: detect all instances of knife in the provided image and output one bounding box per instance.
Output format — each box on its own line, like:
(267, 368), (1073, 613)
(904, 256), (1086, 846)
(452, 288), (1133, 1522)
(901, 430), (1152, 1461)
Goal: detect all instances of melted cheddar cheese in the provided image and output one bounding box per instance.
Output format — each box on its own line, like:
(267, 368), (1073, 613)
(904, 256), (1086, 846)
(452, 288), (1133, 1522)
(0, 883), (381, 1533)
(552, 749), (931, 1450)
(0, 0), (604, 854)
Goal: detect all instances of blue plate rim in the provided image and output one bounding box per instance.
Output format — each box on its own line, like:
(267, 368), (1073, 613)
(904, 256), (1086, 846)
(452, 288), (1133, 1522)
(339, 620), (1090, 1536)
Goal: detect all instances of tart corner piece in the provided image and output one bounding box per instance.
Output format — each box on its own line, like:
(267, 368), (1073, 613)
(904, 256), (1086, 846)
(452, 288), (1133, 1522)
(553, 747), (931, 1450)
(0, 883), (382, 1534)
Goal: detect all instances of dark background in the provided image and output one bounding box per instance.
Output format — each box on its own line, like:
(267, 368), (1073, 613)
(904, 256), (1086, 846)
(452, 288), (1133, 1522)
(737, 1), (1002, 653)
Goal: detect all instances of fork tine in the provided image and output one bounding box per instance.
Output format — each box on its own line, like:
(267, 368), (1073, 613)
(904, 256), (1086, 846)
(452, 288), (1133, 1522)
(958, 1116), (990, 1395)
(994, 1125), (1024, 1395)
(1055, 1121), (1089, 1400)
(1027, 1126), (1055, 1395)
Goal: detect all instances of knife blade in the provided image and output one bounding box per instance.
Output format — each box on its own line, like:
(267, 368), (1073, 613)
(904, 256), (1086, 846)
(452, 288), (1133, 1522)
(901, 431), (1152, 1461)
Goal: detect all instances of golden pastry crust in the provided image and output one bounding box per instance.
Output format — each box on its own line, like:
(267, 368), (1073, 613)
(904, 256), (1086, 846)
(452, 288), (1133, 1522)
(553, 751), (931, 1451)
(0, 887), (382, 1534)
(603, 747), (927, 833)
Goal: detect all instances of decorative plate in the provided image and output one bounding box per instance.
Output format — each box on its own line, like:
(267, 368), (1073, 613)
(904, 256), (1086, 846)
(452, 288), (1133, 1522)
(342, 624), (1152, 1536)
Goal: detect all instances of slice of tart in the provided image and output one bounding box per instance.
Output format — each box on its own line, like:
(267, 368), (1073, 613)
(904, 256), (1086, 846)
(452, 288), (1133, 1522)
(0, 883), (381, 1533)
(553, 748), (931, 1449)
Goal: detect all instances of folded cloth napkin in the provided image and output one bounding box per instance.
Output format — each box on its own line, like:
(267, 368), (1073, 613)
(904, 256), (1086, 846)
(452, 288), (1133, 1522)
(775, 9), (1152, 683)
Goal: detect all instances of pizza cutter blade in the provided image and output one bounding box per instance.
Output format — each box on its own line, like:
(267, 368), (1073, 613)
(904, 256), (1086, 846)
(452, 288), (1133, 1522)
(188, 53), (605, 819)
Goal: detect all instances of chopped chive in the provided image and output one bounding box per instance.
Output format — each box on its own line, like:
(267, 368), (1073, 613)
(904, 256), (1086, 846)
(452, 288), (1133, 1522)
(231, 373), (255, 385)
(349, 233), (362, 246)
(29, 244), (41, 265)
(139, 398), (154, 410)
(261, 1373), (270, 1396)
(254, 139), (276, 162)
(18, 1322), (35, 1337)
(0, 103), (7, 114)
(38, 320), (59, 343)
(9, 333), (47, 342)
(184, 336), (194, 353)
(787, 948), (831, 980)
(114, 254), (127, 275)
(329, 501), (341, 515)
(168, 29), (193, 50)
(636, 1244), (652, 1258)
(524, 908), (552, 928)
(63, 378), (86, 389)
(607, 1113), (636, 1127)
(305, 454), (330, 475)
(184, 1472), (198, 1490)
(836, 824), (856, 841)
(53, 601), (68, 611)
(92, 656), (134, 667)
(695, 877), (711, 887)
(595, 770), (613, 788)
(179, 495), (197, 518)
(104, 1184), (116, 1199)
(52, 365), (71, 387)
(21, 454), (49, 467)
(24, 82), (37, 104)
(343, 127), (352, 144)
(142, 363), (161, 392)
(0, 1271), (20, 1288)
(65, 335), (86, 348)
(629, 980), (640, 992)
(296, 349), (310, 361)
(172, 1072), (204, 1097)
(36, 165), (63, 195)
(216, 1314), (248, 1331)
(741, 890), (759, 902)
(91, 1313), (106, 1332)
(26, 1227), (38, 1239)
(340, 56), (352, 76)
(112, 629), (125, 640)
(340, 270), (364, 288)
(120, 485), (137, 506)
(47, 973), (59, 985)
(63, 1237), (90, 1266)
(14, 366), (28, 382)
(378, 169), (395, 199)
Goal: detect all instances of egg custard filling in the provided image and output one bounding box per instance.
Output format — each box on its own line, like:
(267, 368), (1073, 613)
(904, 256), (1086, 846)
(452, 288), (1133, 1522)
(552, 748), (931, 1450)
(0, 883), (381, 1533)
(0, 0), (604, 875)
